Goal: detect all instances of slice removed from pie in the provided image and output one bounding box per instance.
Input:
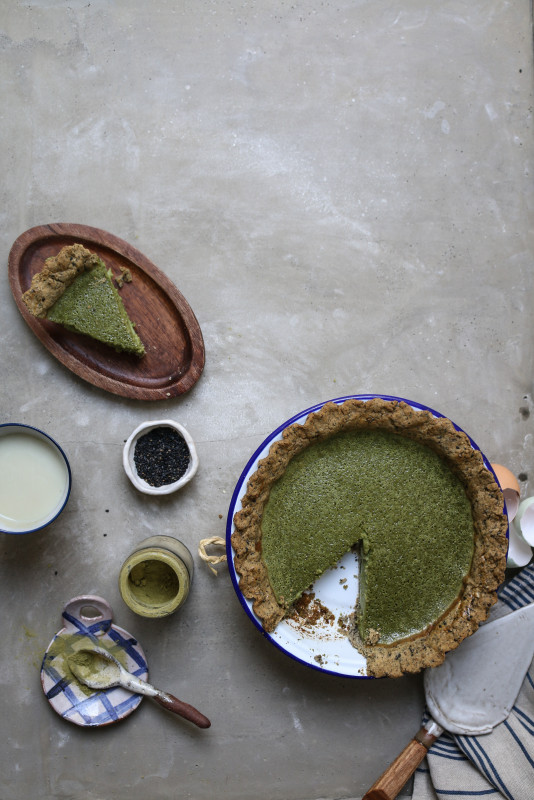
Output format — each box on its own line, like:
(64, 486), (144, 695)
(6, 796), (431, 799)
(231, 398), (508, 677)
(22, 243), (145, 357)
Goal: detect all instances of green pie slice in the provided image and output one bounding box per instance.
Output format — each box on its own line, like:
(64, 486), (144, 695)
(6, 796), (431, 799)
(46, 261), (145, 357)
(22, 243), (145, 357)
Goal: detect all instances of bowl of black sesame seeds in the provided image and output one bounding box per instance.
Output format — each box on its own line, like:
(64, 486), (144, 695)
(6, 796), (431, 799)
(123, 419), (199, 495)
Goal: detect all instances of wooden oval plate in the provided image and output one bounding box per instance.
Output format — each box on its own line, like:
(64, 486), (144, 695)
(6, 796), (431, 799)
(8, 223), (205, 400)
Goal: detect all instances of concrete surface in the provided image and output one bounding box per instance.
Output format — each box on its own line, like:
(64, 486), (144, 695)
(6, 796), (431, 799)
(1, 2), (533, 799)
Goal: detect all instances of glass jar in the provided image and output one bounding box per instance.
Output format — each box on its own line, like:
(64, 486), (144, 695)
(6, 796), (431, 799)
(118, 535), (194, 618)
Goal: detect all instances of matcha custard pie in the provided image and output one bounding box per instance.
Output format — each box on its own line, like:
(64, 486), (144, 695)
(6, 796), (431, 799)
(230, 397), (508, 678)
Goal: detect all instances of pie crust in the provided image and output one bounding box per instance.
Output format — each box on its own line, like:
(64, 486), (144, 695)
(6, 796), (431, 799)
(22, 243), (101, 318)
(231, 398), (508, 677)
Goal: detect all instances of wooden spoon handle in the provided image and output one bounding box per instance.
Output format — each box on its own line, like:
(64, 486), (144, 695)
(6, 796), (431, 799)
(362, 727), (439, 800)
(152, 693), (211, 728)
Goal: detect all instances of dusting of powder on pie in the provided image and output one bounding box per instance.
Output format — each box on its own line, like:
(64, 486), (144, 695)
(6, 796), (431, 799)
(47, 263), (145, 356)
(261, 430), (474, 644)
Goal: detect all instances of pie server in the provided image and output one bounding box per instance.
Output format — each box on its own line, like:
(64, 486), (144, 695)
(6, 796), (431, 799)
(362, 601), (534, 800)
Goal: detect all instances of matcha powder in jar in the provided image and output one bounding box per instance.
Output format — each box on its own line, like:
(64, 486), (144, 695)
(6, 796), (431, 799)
(119, 536), (194, 618)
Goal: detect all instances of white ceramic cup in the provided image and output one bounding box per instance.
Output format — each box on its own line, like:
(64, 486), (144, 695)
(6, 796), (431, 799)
(0, 423), (71, 534)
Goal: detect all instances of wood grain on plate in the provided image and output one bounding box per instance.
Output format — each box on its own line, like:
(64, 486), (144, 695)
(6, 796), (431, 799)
(8, 223), (205, 400)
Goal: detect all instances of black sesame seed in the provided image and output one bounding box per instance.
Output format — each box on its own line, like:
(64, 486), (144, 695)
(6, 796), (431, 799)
(134, 426), (191, 487)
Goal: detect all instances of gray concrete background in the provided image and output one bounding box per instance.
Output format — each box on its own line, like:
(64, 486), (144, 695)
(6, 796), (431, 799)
(1, 2), (533, 799)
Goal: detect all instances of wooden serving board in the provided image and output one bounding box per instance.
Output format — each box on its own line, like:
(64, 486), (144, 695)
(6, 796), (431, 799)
(8, 223), (205, 400)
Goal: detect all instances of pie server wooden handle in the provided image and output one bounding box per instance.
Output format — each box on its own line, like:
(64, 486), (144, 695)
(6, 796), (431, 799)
(362, 724), (441, 800)
(152, 692), (211, 728)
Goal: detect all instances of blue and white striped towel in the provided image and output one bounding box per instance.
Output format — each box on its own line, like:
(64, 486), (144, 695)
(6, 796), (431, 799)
(412, 562), (534, 800)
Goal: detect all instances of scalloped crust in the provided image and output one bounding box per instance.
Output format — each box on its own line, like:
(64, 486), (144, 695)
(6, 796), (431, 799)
(231, 398), (508, 678)
(21, 243), (101, 318)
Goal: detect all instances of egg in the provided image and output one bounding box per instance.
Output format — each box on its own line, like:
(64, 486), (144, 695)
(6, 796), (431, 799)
(506, 520), (533, 568)
(515, 496), (534, 547)
(491, 463), (520, 522)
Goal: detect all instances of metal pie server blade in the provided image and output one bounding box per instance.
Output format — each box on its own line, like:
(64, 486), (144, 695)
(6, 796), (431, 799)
(424, 601), (534, 736)
(362, 602), (534, 800)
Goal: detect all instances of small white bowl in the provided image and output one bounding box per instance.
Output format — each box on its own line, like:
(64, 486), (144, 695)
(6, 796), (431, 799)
(123, 420), (198, 495)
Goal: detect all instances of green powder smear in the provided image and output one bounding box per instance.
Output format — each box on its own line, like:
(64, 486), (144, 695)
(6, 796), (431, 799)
(261, 430), (475, 643)
(44, 633), (129, 696)
(46, 261), (145, 356)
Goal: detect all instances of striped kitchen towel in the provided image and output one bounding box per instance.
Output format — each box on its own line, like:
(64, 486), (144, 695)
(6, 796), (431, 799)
(412, 562), (534, 800)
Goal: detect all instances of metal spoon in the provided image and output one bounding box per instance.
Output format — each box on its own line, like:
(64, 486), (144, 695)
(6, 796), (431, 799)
(68, 646), (210, 728)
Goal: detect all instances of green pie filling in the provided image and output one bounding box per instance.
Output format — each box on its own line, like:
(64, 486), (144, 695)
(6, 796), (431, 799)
(261, 430), (475, 643)
(46, 262), (145, 356)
